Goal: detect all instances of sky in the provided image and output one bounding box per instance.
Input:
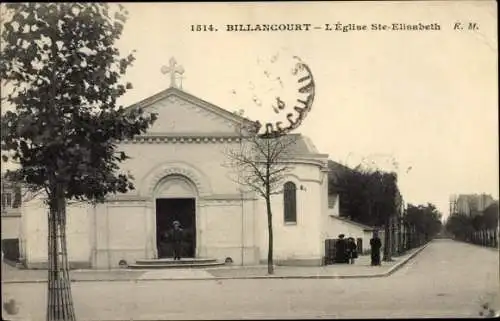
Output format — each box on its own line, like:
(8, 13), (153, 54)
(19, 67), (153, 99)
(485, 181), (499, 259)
(1, 1), (498, 219)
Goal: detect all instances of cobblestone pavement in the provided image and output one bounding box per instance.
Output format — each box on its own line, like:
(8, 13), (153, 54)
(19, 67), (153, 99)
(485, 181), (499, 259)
(2, 239), (499, 320)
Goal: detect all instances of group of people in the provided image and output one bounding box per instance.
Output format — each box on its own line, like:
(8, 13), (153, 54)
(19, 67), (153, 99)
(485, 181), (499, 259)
(335, 230), (383, 266)
(335, 234), (358, 264)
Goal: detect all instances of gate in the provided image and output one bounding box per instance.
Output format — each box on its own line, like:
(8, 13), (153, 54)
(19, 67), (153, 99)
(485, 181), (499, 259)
(324, 239), (336, 265)
(356, 238), (363, 254)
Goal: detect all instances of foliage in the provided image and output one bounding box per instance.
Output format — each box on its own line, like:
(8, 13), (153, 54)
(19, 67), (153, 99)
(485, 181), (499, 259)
(1, 3), (156, 320)
(333, 165), (400, 227)
(404, 203), (443, 240)
(329, 164), (401, 260)
(476, 202), (499, 230)
(1, 3), (157, 202)
(445, 201), (498, 240)
(445, 213), (475, 240)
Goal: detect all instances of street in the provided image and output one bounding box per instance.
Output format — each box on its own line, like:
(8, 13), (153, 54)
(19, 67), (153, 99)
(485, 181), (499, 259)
(2, 239), (499, 320)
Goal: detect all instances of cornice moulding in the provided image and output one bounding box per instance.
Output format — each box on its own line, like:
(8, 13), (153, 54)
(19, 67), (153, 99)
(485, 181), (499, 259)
(105, 195), (149, 202)
(201, 194), (258, 201)
(117, 135), (243, 145)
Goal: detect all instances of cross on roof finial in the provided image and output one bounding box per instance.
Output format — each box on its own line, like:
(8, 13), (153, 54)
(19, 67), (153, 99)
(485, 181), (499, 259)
(161, 57), (185, 88)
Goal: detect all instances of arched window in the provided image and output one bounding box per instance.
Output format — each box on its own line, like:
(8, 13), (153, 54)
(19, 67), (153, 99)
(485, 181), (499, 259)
(284, 181), (297, 223)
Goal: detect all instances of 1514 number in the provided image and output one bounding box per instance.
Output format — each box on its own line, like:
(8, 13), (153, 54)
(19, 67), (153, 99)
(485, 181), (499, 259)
(190, 24), (217, 32)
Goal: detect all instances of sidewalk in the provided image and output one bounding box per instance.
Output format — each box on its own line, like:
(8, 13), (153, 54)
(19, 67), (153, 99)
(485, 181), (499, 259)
(2, 244), (428, 283)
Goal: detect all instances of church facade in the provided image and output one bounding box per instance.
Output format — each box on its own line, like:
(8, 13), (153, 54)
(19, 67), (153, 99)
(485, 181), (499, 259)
(18, 69), (335, 269)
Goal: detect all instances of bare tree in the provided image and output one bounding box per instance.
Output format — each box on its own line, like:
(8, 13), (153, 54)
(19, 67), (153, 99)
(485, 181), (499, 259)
(225, 123), (298, 274)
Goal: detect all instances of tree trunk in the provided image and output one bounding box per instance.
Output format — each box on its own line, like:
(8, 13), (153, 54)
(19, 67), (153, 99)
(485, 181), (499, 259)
(266, 196), (274, 275)
(47, 188), (76, 321)
(383, 216), (392, 261)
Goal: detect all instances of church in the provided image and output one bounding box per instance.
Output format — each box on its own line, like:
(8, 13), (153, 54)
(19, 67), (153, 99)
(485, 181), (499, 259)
(11, 59), (363, 269)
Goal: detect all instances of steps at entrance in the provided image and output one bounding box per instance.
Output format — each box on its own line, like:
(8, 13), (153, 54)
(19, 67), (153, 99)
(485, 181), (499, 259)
(128, 257), (225, 269)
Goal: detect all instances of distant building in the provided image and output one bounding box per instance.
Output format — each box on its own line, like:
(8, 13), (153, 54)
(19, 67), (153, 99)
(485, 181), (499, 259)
(453, 194), (495, 216)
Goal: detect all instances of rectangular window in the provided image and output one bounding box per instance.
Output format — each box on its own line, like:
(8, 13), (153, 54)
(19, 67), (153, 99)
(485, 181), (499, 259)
(284, 182), (297, 223)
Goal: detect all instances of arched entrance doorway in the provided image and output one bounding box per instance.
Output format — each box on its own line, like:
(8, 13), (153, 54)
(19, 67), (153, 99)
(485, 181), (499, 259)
(154, 175), (197, 259)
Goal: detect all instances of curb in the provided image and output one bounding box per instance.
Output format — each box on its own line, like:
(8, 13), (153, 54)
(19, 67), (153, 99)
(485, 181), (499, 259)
(386, 242), (430, 276)
(2, 244), (430, 284)
(454, 240), (499, 252)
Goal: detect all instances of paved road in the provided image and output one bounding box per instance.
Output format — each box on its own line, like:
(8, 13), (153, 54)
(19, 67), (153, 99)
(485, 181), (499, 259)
(2, 239), (499, 320)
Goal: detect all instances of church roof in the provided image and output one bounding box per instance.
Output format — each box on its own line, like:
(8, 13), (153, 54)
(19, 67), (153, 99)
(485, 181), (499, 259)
(330, 215), (378, 232)
(126, 87), (255, 128)
(126, 86), (327, 158)
(287, 134), (322, 156)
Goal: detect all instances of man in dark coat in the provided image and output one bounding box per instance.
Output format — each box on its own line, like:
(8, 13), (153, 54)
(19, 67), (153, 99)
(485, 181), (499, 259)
(170, 220), (184, 260)
(370, 230), (382, 266)
(335, 234), (348, 263)
(346, 237), (358, 264)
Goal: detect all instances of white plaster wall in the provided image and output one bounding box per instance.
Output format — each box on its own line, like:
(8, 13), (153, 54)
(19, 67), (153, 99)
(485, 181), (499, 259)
(66, 203), (91, 263)
(199, 198), (259, 265)
(22, 199), (91, 266)
(319, 168), (330, 257)
(1, 215), (21, 239)
(145, 96), (239, 135)
(255, 163), (325, 262)
(23, 200), (48, 264)
(119, 142), (240, 197)
(328, 194), (340, 216)
(202, 201), (241, 247)
(94, 201), (149, 268)
(322, 217), (373, 253)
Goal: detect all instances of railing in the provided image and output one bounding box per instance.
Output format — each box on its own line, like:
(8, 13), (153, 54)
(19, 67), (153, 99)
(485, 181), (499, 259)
(469, 229), (498, 248)
(393, 230), (427, 255)
(448, 228), (499, 248)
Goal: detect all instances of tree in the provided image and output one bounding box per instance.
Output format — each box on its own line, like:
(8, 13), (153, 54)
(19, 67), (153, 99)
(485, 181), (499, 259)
(333, 164), (400, 260)
(377, 171), (399, 262)
(225, 123), (298, 275)
(445, 213), (474, 241)
(445, 201), (498, 243)
(481, 202), (499, 230)
(405, 203), (443, 242)
(1, 4), (156, 321)
(471, 202), (499, 231)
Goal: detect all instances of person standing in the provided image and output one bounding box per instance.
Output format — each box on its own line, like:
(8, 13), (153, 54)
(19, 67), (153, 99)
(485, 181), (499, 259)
(335, 234), (348, 263)
(346, 237), (358, 264)
(370, 230), (382, 266)
(171, 220), (183, 260)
